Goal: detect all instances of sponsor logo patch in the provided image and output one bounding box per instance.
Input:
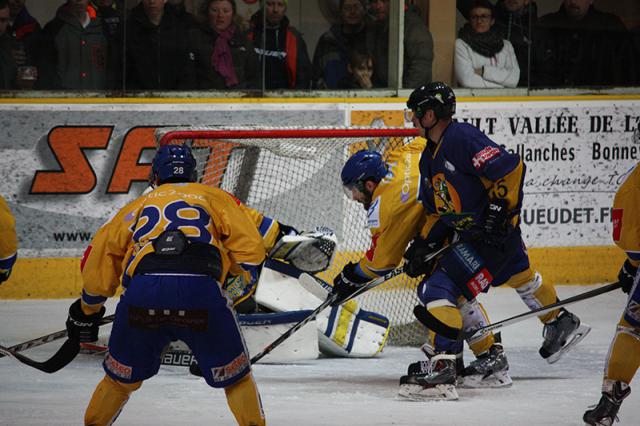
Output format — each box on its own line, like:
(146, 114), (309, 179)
(104, 353), (132, 380)
(212, 352), (249, 383)
(467, 268), (493, 297)
(472, 146), (501, 170)
(612, 208), (623, 242)
(367, 197), (381, 228)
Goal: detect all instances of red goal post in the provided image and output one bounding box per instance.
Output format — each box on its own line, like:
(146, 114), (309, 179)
(156, 126), (426, 346)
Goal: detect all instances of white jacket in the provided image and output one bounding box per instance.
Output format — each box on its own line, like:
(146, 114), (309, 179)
(454, 38), (520, 88)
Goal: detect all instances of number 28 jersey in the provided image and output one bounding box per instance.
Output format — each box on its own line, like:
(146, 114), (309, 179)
(80, 183), (266, 304)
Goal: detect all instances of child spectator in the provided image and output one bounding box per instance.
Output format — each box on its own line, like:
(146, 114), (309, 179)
(337, 48), (374, 89)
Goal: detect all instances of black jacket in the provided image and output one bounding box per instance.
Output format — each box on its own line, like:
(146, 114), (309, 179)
(125, 3), (195, 90)
(532, 5), (636, 87)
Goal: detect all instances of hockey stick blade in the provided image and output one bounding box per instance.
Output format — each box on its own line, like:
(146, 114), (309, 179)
(250, 294), (337, 364)
(0, 339), (80, 373)
(0, 314), (115, 359)
(459, 282), (622, 341)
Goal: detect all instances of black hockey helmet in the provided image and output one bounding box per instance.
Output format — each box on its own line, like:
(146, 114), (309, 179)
(407, 82), (456, 120)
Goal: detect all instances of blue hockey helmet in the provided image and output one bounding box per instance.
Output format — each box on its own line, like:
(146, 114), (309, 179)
(341, 150), (387, 195)
(407, 81), (456, 120)
(151, 144), (197, 184)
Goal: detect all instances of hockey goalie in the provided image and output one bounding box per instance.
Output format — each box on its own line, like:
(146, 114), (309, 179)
(226, 200), (390, 359)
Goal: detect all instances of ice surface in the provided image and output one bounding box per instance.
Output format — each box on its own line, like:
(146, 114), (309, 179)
(1, 285), (638, 426)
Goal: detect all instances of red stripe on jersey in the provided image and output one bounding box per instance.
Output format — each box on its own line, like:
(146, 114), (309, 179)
(223, 190), (242, 205)
(612, 208), (623, 242)
(365, 234), (379, 261)
(80, 245), (93, 272)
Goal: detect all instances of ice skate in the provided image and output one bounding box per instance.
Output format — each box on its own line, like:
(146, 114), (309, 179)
(583, 380), (631, 426)
(399, 345), (458, 401)
(539, 309), (591, 364)
(459, 343), (512, 389)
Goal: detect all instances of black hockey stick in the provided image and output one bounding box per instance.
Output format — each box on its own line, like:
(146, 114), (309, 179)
(455, 282), (622, 341)
(0, 314), (115, 373)
(250, 294), (338, 364)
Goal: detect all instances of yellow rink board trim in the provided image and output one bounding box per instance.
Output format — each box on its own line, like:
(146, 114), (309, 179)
(0, 246), (626, 299)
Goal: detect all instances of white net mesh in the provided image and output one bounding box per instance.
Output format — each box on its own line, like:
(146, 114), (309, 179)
(156, 125), (428, 346)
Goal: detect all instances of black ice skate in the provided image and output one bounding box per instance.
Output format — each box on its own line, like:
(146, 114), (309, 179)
(539, 309), (591, 364)
(583, 380), (631, 426)
(399, 346), (458, 401)
(459, 343), (512, 388)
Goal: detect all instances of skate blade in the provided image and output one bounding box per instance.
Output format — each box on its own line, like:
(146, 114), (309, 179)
(547, 324), (591, 364)
(459, 371), (513, 389)
(397, 384), (459, 401)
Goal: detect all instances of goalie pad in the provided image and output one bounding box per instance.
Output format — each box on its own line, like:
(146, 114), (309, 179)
(255, 259), (390, 357)
(268, 227), (337, 273)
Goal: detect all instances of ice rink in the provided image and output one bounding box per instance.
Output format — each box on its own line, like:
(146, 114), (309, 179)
(1, 285), (638, 426)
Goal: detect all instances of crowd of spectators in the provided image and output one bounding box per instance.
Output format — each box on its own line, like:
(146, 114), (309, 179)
(0, 0), (638, 92)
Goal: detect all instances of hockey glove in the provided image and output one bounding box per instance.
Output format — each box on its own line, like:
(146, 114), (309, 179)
(330, 262), (370, 306)
(66, 299), (106, 343)
(618, 259), (638, 294)
(479, 199), (510, 246)
(404, 238), (441, 278)
(0, 268), (11, 284)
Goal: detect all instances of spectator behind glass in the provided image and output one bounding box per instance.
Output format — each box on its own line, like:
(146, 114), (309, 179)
(454, 0), (519, 88)
(532, 0), (636, 87)
(494, 0), (537, 87)
(247, 0), (312, 90)
(0, 0), (18, 89)
(312, 0), (367, 89)
(190, 0), (258, 89)
(92, 0), (124, 89)
(125, 0), (196, 90)
(37, 0), (111, 90)
(337, 48), (374, 89)
(366, 0), (433, 88)
(7, 0), (39, 83)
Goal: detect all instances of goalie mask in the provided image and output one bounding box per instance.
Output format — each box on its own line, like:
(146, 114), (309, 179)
(341, 150), (387, 210)
(151, 144), (198, 185)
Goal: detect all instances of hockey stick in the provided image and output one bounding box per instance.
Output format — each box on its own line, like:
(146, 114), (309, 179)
(455, 282), (622, 341)
(250, 294), (338, 364)
(0, 314), (115, 373)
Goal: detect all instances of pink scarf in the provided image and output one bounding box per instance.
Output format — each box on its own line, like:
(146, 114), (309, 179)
(211, 24), (239, 88)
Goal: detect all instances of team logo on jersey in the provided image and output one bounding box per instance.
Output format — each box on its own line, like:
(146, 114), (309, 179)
(104, 353), (132, 379)
(472, 146), (501, 170)
(612, 208), (623, 242)
(212, 352), (249, 383)
(432, 173), (460, 215)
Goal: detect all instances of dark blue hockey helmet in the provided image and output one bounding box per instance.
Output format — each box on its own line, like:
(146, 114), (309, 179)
(151, 144), (197, 184)
(407, 81), (456, 120)
(341, 150), (387, 195)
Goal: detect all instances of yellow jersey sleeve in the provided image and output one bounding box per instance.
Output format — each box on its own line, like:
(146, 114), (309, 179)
(612, 163), (640, 264)
(0, 196), (18, 273)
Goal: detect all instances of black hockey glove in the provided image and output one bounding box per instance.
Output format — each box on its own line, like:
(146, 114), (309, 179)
(618, 259), (638, 294)
(66, 299), (106, 343)
(404, 238), (441, 278)
(0, 269), (11, 284)
(479, 199), (510, 246)
(330, 262), (369, 306)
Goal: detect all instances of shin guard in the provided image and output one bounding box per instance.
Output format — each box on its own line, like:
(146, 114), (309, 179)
(459, 298), (494, 356)
(509, 270), (559, 324)
(605, 318), (640, 385)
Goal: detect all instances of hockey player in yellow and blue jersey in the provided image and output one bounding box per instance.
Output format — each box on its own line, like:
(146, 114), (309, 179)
(397, 82), (589, 400)
(584, 162), (640, 426)
(65, 145), (266, 426)
(0, 195), (17, 284)
(332, 137), (513, 388)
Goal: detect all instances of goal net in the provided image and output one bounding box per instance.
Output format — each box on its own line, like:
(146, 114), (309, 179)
(156, 126), (427, 346)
